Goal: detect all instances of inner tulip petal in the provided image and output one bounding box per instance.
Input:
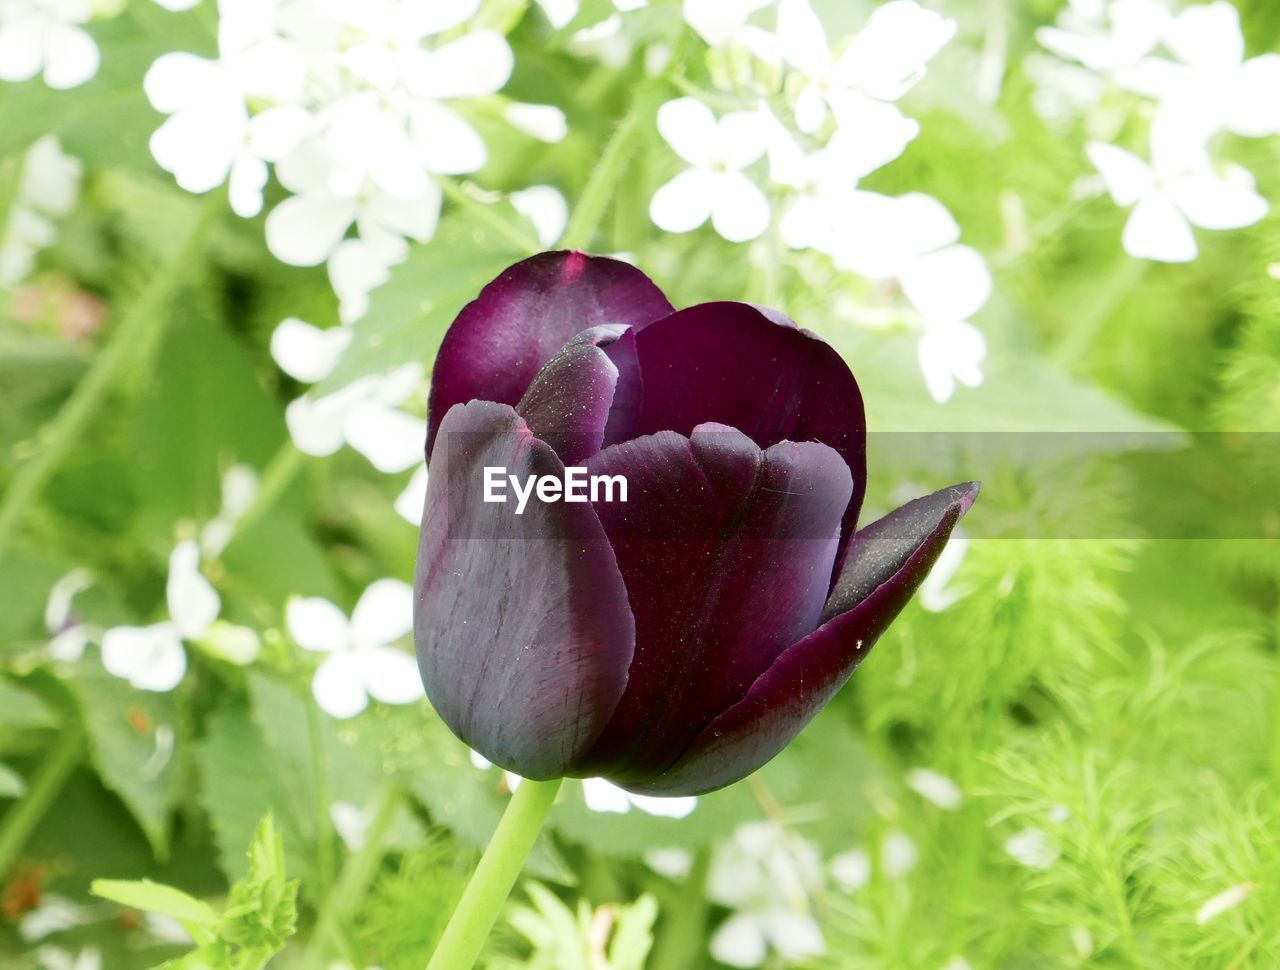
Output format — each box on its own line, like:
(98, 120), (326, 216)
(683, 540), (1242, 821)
(570, 423), (851, 784)
(426, 251), (673, 456)
(414, 400), (636, 779)
(627, 481), (979, 796)
(632, 301), (867, 554)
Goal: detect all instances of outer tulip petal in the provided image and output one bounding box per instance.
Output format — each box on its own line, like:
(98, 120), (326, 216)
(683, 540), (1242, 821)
(633, 301), (867, 550)
(628, 482), (978, 795)
(516, 324), (642, 465)
(426, 252), (673, 456)
(571, 424), (851, 783)
(414, 400), (635, 779)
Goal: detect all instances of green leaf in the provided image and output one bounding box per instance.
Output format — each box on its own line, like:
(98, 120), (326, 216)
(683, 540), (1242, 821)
(0, 678), (55, 730)
(220, 814), (299, 953)
(91, 878), (220, 929)
(608, 894), (659, 970)
(0, 761), (26, 798)
(317, 212), (527, 393)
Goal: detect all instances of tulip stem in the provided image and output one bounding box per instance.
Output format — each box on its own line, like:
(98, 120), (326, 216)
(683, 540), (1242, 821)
(425, 776), (562, 970)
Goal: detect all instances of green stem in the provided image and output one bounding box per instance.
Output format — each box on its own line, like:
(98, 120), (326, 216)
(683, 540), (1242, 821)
(0, 198), (219, 555)
(560, 94), (654, 251)
(439, 178), (540, 254)
(0, 725), (84, 879)
(425, 777), (562, 970)
(648, 851), (709, 970)
(230, 441), (305, 543)
(307, 782), (405, 964)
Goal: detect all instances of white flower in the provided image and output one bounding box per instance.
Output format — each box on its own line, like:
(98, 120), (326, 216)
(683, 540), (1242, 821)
(881, 829), (918, 877)
(44, 568), (95, 662)
(510, 185), (568, 247)
(1195, 883), (1251, 925)
(0, 136), (81, 286)
(906, 767), (964, 809)
(285, 362), (426, 473)
(682, 0), (779, 55)
(917, 320), (987, 404)
(20, 896), (96, 942)
(1004, 827), (1060, 869)
(199, 464), (259, 557)
(395, 466), (429, 525)
(100, 541), (259, 692)
(645, 848), (694, 878)
(502, 103), (568, 142)
(1119, 2), (1280, 138)
(330, 801), (373, 850)
(533, 0), (579, 29)
(1037, 0), (1169, 73)
(1087, 121), (1267, 263)
(707, 822), (826, 967)
(829, 848), (871, 890)
(581, 777), (697, 818)
(918, 527), (971, 611)
(35, 946), (100, 970)
(777, 0), (954, 135)
(649, 97), (770, 243)
(271, 317), (354, 383)
(286, 579), (423, 719)
(0, 0), (99, 89)
(153, 0), (201, 9)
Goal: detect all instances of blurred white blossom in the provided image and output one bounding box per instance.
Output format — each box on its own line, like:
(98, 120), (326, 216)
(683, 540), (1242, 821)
(0, 136), (81, 285)
(502, 102), (569, 142)
(395, 466), (429, 525)
(776, 0), (954, 135)
(199, 464), (259, 557)
(829, 848), (871, 890)
(650, 97), (770, 243)
(1087, 123), (1267, 263)
(707, 822), (826, 968)
(101, 541), (259, 692)
(1004, 826), (1061, 869)
(271, 317), (354, 383)
(1037, 0), (1168, 73)
(1195, 883), (1251, 924)
(287, 579), (423, 719)
(581, 777), (697, 818)
(0, 0), (99, 89)
(881, 829), (919, 877)
(682, 0), (779, 55)
(44, 568), (95, 662)
(919, 527), (972, 611)
(35, 946), (100, 970)
(510, 184), (569, 247)
(906, 767), (964, 809)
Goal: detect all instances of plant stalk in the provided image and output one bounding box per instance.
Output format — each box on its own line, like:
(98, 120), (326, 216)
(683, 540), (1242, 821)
(0, 725), (84, 879)
(425, 777), (562, 970)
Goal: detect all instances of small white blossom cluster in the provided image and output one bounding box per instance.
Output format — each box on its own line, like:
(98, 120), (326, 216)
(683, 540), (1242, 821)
(653, 1), (991, 403)
(0, 136), (81, 285)
(1038, 0), (1277, 261)
(143, 0), (561, 316)
(0, 0), (99, 89)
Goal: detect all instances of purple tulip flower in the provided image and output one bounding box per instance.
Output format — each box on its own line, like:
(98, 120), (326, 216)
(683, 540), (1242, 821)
(414, 251), (978, 796)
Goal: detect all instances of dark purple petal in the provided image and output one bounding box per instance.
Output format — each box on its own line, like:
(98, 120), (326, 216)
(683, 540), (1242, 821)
(414, 400), (636, 779)
(632, 301), (867, 553)
(570, 424), (852, 784)
(515, 325), (643, 465)
(427, 252), (673, 456)
(625, 482), (979, 796)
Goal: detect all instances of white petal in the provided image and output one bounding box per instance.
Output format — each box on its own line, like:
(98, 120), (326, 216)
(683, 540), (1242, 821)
(1195, 884), (1251, 925)
(402, 32), (513, 99)
(43, 25), (100, 90)
(1123, 194), (1197, 262)
(710, 913), (768, 969)
(285, 393), (348, 456)
(247, 106), (314, 161)
(830, 848), (871, 890)
(0, 23), (44, 83)
(832, 0), (955, 100)
(154, 0), (202, 10)
(101, 624), (187, 692)
(328, 239), (396, 324)
(395, 467), (429, 525)
(1163, 1), (1243, 71)
(1168, 172), (1268, 231)
(342, 403), (425, 473)
(1084, 142), (1153, 207)
(148, 108), (241, 194)
(228, 154), (268, 218)
(49, 627), (92, 663)
(917, 320), (986, 403)
(401, 0), (482, 37)
(627, 793), (698, 818)
(710, 172), (770, 242)
(918, 529), (970, 611)
(906, 767), (964, 809)
(361, 183), (442, 242)
(824, 96), (917, 176)
(900, 245), (992, 324)
(330, 802), (371, 851)
(503, 103), (568, 143)
(361, 645), (425, 704)
(714, 111), (767, 169)
(793, 81), (827, 134)
(312, 653), (370, 719)
(535, 0), (579, 29)
(582, 778), (633, 814)
(894, 192), (962, 257)
(45, 568), (93, 633)
(649, 168), (714, 233)
(1004, 827), (1060, 869)
(1226, 55), (1280, 137)
(1148, 100), (1215, 177)
(236, 38), (306, 103)
(776, 0), (831, 79)
(762, 910), (825, 960)
(143, 52), (218, 114)
(350, 578), (414, 648)
(326, 98), (427, 200)
(409, 100), (488, 175)
(286, 596), (350, 653)
(645, 848), (694, 878)
(265, 194), (355, 266)
(656, 97), (717, 167)
(275, 140), (336, 196)
(199, 621), (261, 665)
(881, 830), (918, 877)
(369, 362), (426, 406)
(270, 318), (353, 383)
(166, 541), (219, 639)
(682, 0), (772, 46)
(510, 185), (568, 247)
